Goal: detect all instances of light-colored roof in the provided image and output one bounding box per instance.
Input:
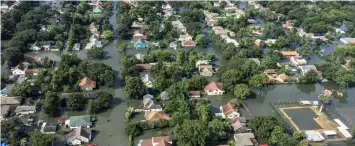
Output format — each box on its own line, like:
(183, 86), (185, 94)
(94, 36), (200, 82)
(337, 127), (353, 139)
(323, 130), (337, 136)
(0, 96), (22, 105)
(204, 82), (223, 92)
(1, 105), (10, 116)
(280, 51), (299, 56)
(14, 106), (36, 113)
(69, 115), (92, 127)
(79, 77), (96, 89)
(136, 64), (153, 70)
(305, 131), (325, 142)
(142, 74), (153, 83)
(234, 133), (255, 146)
(334, 119), (349, 130)
(145, 112), (170, 121)
(66, 127), (91, 141)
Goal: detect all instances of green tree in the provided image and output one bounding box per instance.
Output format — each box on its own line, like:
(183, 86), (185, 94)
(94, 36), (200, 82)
(125, 107), (134, 120)
(319, 94), (331, 104)
(118, 44), (128, 55)
(184, 75), (208, 90)
(269, 126), (285, 145)
(334, 69), (355, 87)
(195, 34), (206, 45)
(66, 93), (85, 111)
(124, 76), (146, 99)
(153, 75), (170, 92)
(296, 139), (309, 146)
(234, 84), (251, 100)
(43, 92), (60, 116)
(176, 50), (185, 65)
(249, 116), (281, 140)
(125, 122), (142, 136)
(293, 131), (306, 140)
(1, 117), (23, 138)
(87, 91), (113, 114)
(11, 81), (37, 97)
(196, 100), (212, 122)
(298, 43), (311, 59)
(29, 131), (54, 146)
(207, 118), (230, 143)
(173, 120), (207, 146)
(221, 69), (244, 92)
(103, 30), (114, 43)
(87, 47), (104, 59)
(298, 70), (320, 84)
(249, 73), (269, 88)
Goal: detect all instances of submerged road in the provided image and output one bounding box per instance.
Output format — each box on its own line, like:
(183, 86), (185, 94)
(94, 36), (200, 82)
(93, 1), (129, 145)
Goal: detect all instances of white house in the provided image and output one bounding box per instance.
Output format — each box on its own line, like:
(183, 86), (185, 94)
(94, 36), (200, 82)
(85, 35), (103, 50)
(73, 43), (80, 51)
(11, 64), (28, 75)
(204, 82), (225, 95)
(225, 38), (239, 47)
(340, 37), (355, 45)
(195, 60), (209, 67)
(298, 65), (318, 75)
(178, 34), (192, 41)
(135, 53), (145, 61)
(290, 56), (307, 66)
(141, 74), (153, 88)
(14, 106), (36, 115)
(220, 102), (240, 119)
(66, 127), (92, 145)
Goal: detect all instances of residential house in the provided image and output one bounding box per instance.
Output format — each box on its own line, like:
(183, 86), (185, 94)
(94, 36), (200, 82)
(65, 115), (92, 129)
(204, 82), (225, 95)
(298, 65), (320, 76)
(142, 94), (162, 111)
(283, 20), (293, 29)
(133, 32), (147, 40)
(196, 60), (209, 67)
(297, 28), (314, 38)
(230, 117), (248, 133)
(135, 53), (145, 61)
(225, 29), (235, 37)
(220, 34), (230, 40)
(73, 43), (80, 51)
(220, 102), (240, 119)
(85, 35), (103, 49)
(225, 38), (239, 47)
(213, 2), (220, 7)
(93, 3), (102, 13)
(79, 77), (96, 91)
(11, 63), (28, 75)
(141, 74), (153, 88)
(189, 91), (201, 98)
(40, 122), (57, 134)
(136, 64), (153, 71)
(335, 28), (346, 34)
(89, 22), (99, 35)
(171, 20), (186, 32)
(162, 3), (173, 12)
(178, 34), (193, 41)
(312, 35), (328, 41)
(280, 51), (299, 58)
(235, 8), (246, 18)
(66, 127), (92, 145)
(340, 38), (355, 45)
(169, 41), (177, 50)
(29, 42), (41, 51)
(160, 91), (169, 100)
(212, 26), (227, 35)
(145, 111), (170, 121)
(205, 17), (218, 26)
(1, 105), (10, 120)
(247, 19), (257, 24)
(181, 40), (197, 47)
(290, 56), (307, 66)
(198, 64), (213, 76)
(267, 73), (288, 83)
(265, 39), (277, 46)
(1, 96), (22, 105)
(252, 28), (264, 35)
(234, 133), (258, 146)
(254, 39), (261, 47)
(14, 106), (36, 115)
(138, 136), (172, 146)
(135, 41), (147, 49)
(131, 21), (144, 28)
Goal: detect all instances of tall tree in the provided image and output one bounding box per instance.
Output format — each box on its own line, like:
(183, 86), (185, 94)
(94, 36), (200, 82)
(124, 76), (146, 99)
(249, 73), (269, 88)
(173, 120), (207, 146)
(66, 93), (85, 111)
(43, 92), (60, 116)
(29, 131), (54, 146)
(234, 84), (251, 100)
(196, 100), (212, 122)
(221, 69), (244, 92)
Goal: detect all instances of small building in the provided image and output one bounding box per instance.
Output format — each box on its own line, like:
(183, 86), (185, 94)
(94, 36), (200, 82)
(145, 111), (170, 121)
(205, 17), (218, 26)
(136, 64), (153, 71)
(11, 63), (28, 75)
(85, 35), (103, 49)
(14, 106), (36, 115)
(131, 21), (144, 28)
(267, 73), (287, 83)
(66, 115), (92, 129)
(234, 133), (257, 146)
(254, 39), (261, 47)
(89, 22), (99, 34)
(135, 53), (145, 61)
(340, 37), (355, 45)
(204, 82), (225, 96)
(198, 64), (213, 76)
(290, 56), (307, 66)
(305, 131), (325, 142)
(189, 91), (201, 98)
(252, 28), (264, 35)
(142, 94), (162, 111)
(196, 60), (209, 67)
(337, 127), (353, 140)
(230, 118), (247, 133)
(162, 3), (173, 11)
(133, 32), (147, 40)
(280, 51), (299, 58)
(181, 40), (197, 47)
(73, 43), (80, 51)
(135, 41), (147, 50)
(160, 91), (169, 100)
(297, 65), (318, 76)
(264, 69), (277, 75)
(212, 26), (227, 35)
(66, 127), (92, 145)
(265, 39), (277, 46)
(1, 105), (10, 120)
(141, 74), (153, 88)
(0, 96), (22, 105)
(225, 38), (239, 47)
(178, 34), (193, 41)
(40, 122), (57, 134)
(138, 136), (172, 146)
(283, 20), (293, 29)
(79, 77), (96, 91)
(220, 103), (239, 119)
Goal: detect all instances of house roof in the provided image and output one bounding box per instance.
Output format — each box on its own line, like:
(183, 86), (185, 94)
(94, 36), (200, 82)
(182, 40), (197, 47)
(143, 98), (155, 109)
(14, 106), (36, 113)
(280, 51), (299, 56)
(264, 69), (277, 74)
(79, 77), (96, 88)
(199, 64), (213, 72)
(278, 74), (287, 81)
(145, 112), (170, 121)
(160, 91), (168, 99)
(189, 91), (201, 96)
(135, 53), (145, 60)
(69, 115), (92, 127)
(142, 74), (153, 84)
(41, 122), (57, 133)
(1, 105), (10, 116)
(229, 116), (247, 124)
(136, 64), (153, 70)
(234, 133), (255, 146)
(222, 103), (237, 116)
(204, 82), (223, 92)
(66, 127), (92, 141)
(11, 63), (27, 71)
(0, 96), (22, 105)
(153, 136), (172, 146)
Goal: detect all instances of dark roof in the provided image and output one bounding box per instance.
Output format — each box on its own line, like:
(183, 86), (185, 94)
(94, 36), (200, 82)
(41, 122), (57, 133)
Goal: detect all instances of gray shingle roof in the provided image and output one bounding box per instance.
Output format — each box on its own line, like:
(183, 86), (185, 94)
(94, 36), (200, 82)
(69, 115), (92, 127)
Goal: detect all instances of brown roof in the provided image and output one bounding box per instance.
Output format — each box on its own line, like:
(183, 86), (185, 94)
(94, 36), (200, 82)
(79, 77), (96, 88)
(145, 112), (170, 121)
(182, 40), (197, 47)
(136, 64), (153, 70)
(277, 74), (287, 81)
(11, 64), (27, 71)
(140, 136), (172, 146)
(204, 82), (223, 92)
(0, 96), (22, 105)
(153, 136), (172, 145)
(140, 139), (153, 146)
(222, 103), (237, 116)
(189, 91), (201, 96)
(280, 51), (299, 56)
(264, 69), (277, 74)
